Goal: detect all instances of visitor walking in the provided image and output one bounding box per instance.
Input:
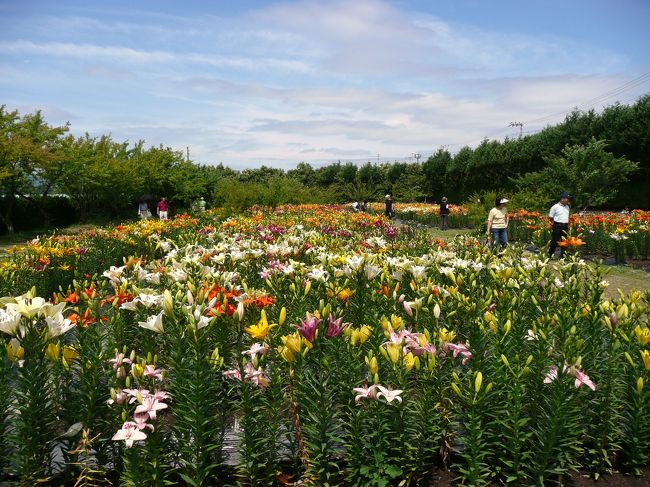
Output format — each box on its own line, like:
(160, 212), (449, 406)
(487, 196), (509, 250)
(197, 197), (206, 212)
(439, 196), (450, 230)
(157, 197), (169, 221)
(384, 194), (393, 219)
(548, 192), (571, 258)
(138, 200), (151, 220)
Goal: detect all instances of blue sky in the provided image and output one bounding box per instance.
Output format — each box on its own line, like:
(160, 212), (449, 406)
(1, 0), (648, 168)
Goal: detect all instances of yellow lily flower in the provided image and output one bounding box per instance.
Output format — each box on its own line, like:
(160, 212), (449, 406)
(245, 310), (275, 340)
(385, 343), (401, 364)
(438, 327), (456, 343)
(403, 352), (416, 371)
(63, 346), (78, 367)
(634, 326), (650, 346)
(45, 342), (61, 362)
(6, 338), (24, 362)
(358, 325), (372, 344)
(278, 345), (295, 363)
(281, 332), (302, 353)
(641, 350), (650, 371)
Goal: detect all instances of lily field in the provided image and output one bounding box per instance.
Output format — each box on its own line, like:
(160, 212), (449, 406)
(1, 205), (649, 486)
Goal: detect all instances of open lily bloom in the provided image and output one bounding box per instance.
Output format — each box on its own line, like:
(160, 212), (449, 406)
(138, 312), (164, 334)
(0, 308), (23, 337)
(134, 395), (168, 420)
(353, 384), (379, 402)
(377, 385), (404, 403)
(574, 369), (596, 391)
(112, 421), (147, 448)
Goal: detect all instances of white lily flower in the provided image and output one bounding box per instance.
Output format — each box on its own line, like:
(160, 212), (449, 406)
(45, 313), (75, 338)
(410, 265), (427, 280)
(6, 296), (48, 319)
(364, 263), (382, 280)
(138, 312), (164, 334)
(0, 308), (23, 337)
(138, 293), (163, 308)
(346, 255), (364, 271)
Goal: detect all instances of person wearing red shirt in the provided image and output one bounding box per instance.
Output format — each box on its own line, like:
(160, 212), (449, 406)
(157, 197), (169, 220)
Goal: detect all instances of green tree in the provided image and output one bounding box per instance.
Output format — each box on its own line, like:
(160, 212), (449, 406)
(512, 138), (639, 210)
(0, 106), (68, 233)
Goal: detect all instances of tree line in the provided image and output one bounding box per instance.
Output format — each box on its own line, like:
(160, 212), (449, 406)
(1, 94), (648, 234)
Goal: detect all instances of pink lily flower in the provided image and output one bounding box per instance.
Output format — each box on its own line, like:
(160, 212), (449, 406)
(108, 352), (132, 371)
(134, 395), (168, 420)
(383, 330), (407, 346)
(326, 315), (348, 338)
(133, 413), (155, 432)
(403, 300), (413, 317)
(223, 368), (242, 381)
(353, 384), (379, 402)
(443, 342), (473, 364)
(143, 365), (164, 380)
(107, 388), (128, 406)
(112, 421), (147, 448)
(151, 389), (169, 402)
(296, 316), (320, 342)
(574, 368), (596, 391)
(377, 385), (404, 404)
(122, 388), (151, 404)
(244, 362), (269, 390)
(543, 366), (558, 384)
(241, 343), (270, 360)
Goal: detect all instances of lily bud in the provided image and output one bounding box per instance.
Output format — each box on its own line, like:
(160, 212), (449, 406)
(451, 383), (462, 398)
(236, 302), (245, 322)
(304, 280), (312, 296)
(500, 354), (510, 368)
(637, 377), (644, 396)
(163, 290), (175, 318)
(475, 371), (483, 393)
(116, 366), (126, 380)
(433, 303), (441, 320)
(368, 356), (378, 375)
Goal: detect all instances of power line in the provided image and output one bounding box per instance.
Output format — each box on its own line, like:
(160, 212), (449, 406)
(523, 71), (650, 126)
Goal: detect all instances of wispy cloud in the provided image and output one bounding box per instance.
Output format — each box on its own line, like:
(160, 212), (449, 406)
(0, 0), (646, 167)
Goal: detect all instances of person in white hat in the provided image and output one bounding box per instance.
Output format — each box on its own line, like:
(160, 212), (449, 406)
(486, 196), (509, 249)
(384, 194), (393, 219)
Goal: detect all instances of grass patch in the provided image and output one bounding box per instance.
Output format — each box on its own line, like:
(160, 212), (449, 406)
(425, 227), (475, 240)
(601, 265), (650, 299)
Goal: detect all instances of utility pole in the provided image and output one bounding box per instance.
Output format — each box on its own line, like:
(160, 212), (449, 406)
(186, 146), (190, 162)
(413, 153), (421, 164)
(509, 122), (523, 138)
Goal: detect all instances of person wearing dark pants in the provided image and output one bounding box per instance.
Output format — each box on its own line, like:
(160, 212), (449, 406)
(487, 196), (509, 251)
(548, 192), (571, 258)
(439, 196), (450, 230)
(384, 194), (393, 219)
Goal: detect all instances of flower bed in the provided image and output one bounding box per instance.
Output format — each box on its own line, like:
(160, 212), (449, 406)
(1, 205), (649, 485)
(509, 210), (650, 262)
(368, 202), (478, 228)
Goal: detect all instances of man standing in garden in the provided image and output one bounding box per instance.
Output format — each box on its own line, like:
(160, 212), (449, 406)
(157, 197), (169, 221)
(384, 194), (393, 219)
(439, 196), (450, 230)
(548, 192), (571, 258)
